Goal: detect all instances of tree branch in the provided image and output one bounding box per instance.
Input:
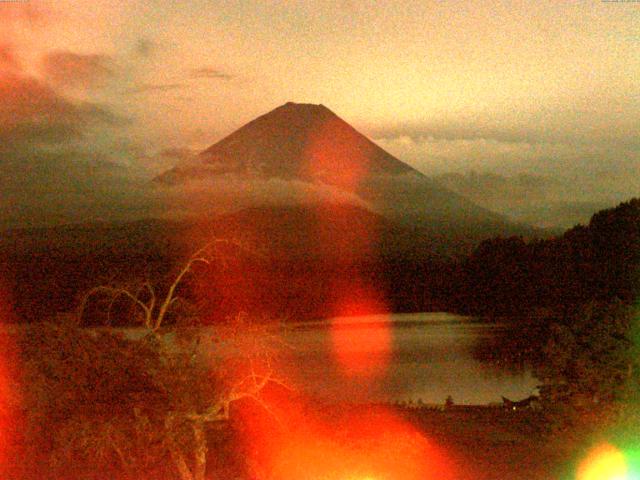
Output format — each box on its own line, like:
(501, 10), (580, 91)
(77, 285), (152, 327)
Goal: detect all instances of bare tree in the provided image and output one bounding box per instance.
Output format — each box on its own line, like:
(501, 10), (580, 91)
(77, 240), (234, 331)
(157, 316), (286, 480)
(23, 240), (287, 480)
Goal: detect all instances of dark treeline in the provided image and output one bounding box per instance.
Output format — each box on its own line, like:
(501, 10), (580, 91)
(1, 199), (638, 325)
(449, 197), (640, 317)
(450, 198), (640, 398)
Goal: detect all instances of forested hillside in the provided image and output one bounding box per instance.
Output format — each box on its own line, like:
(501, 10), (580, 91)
(453, 198), (640, 316)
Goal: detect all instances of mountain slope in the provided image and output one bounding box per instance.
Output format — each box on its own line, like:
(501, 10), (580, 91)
(0, 103), (541, 323)
(156, 102), (412, 185)
(154, 102), (525, 235)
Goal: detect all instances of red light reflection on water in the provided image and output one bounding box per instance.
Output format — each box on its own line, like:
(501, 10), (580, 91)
(329, 282), (392, 378)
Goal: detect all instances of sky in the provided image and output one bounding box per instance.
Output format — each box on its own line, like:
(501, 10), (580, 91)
(1, 0), (639, 228)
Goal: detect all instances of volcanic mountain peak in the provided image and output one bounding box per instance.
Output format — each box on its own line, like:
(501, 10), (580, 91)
(155, 102), (414, 186)
(215, 101), (333, 131)
(153, 102), (537, 239)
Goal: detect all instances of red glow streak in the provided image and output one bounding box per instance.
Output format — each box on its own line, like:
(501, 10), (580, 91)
(0, 281), (19, 478)
(303, 117), (372, 191)
(577, 443), (628, 480)
(0, 356), (13, 474)
(236, 397), (458, 480)
(302, 120), (392, 379)
(329, 282), (392, 378)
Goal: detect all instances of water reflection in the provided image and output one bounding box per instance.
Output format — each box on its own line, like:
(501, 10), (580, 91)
(277, 313), (539, 405)
(118, 312), (541, 406)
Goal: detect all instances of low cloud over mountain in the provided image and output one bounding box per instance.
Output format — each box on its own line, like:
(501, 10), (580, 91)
(154, 102), (519, 237)
(434, 171), (628, 229)
(0, 42), (140, 229)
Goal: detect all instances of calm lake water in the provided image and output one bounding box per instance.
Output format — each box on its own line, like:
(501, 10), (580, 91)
(114, 312), (539, 406)
(272, 312), (539, 405)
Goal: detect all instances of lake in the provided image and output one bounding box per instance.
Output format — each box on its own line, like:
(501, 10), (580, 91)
(270, 312), (540, 405)
(112, 311), (539, 406)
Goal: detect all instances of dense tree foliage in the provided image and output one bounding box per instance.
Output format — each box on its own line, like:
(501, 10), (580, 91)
(535, 301), (637, 408)
(453, 198), (640, 424)
(16, 317), (280, 480)
(13, 242), (282, 480)
(17, 322), (169, 479)
(454, 198), (640, 316)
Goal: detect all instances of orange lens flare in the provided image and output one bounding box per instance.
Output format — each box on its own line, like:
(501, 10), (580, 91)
(303, 116), (372, 191)
(0, 280), (18, 477)
(0, 360), (9, 470)
(237, 398), (457, 480)
(577, 443), (629, 480)
(302, 117), (392, 380)
(329, 284), (391, 378)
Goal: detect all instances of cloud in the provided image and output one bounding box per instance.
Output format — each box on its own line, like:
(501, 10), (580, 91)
(190, 67), (233, 80)
(126, 83), (185, 94)
(434, 172), (561, 206)
(432, 171), (631, 229)
(158, 146), (197, 160)
(0, 72), (122, 145)
(375, 125), (640, 178)
(0, 3), (49, 27)
(41, 50), (115, 89)
(133, 146), (199, 174)
(134, 38), (159, 58)
(0, 43), (19, 71)
(0, 150), (153, 229)
(149, 174), (371, 220)
(372, 129), (640, 229)
(373, 123), (541, 146)
(0, 60), (136, 229)
(371, 89), (640, 151)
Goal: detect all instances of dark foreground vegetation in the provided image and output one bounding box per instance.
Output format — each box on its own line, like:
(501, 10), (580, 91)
(400, 401), (640, 480)
(1, 198), (639, 479)
(4, 321), (637, 480)
(401, 407), (574, 480)
(453, 197), (640, 317)
(1, 198), (639, 325)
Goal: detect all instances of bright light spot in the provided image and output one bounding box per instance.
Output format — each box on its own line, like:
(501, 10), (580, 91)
(303, 116), (371, 191)
(578, 444), (628, 480)
(329, 285), (391, 378)
(237, 399), (458, 480)
(330, 318), (391, 378)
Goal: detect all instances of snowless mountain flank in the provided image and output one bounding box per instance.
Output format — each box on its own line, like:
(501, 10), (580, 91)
(155, 102), (528, 237)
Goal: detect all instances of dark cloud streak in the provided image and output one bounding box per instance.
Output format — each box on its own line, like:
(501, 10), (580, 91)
(41, 50), (115, 88)
(134, 38), (159, 58)
(125, 83), (185, 94)
(190, 67), (233, 80)
(0, 73), (123, 145)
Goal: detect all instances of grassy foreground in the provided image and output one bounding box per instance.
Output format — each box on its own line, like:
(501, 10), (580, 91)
(209, 404), (585, 480)
(398, 406), (574, 480)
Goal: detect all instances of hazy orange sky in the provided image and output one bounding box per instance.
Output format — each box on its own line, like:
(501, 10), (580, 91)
(1, 0), (639, 226)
